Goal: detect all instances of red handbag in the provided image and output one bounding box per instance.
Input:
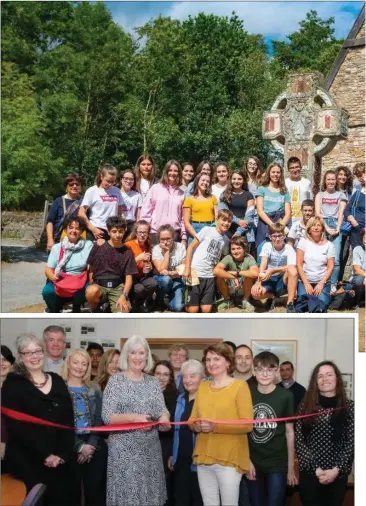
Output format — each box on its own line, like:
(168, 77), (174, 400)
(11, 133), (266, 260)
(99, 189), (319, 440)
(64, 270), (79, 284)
(54, 247), (88, 298)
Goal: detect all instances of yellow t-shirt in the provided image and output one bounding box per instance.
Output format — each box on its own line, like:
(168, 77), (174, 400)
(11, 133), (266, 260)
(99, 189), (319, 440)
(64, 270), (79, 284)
(189, 379), (253, 473)
(183, 196), (218, 222)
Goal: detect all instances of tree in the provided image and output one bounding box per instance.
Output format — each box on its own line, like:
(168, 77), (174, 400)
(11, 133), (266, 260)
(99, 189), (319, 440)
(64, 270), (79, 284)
(272, 10), (343, 75)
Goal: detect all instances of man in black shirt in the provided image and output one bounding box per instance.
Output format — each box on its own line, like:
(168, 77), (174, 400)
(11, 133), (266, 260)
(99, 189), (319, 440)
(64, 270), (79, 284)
(279, 361), (306, 409)
(234, 344), (257, 386)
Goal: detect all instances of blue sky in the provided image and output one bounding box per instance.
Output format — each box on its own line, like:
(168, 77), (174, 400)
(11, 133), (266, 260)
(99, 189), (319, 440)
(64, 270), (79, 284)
(105, 1), (363, 46)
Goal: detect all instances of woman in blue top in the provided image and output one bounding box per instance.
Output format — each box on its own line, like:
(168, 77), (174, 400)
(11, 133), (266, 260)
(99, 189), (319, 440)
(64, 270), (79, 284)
(62, 348), (107, 506)
(169, 359), (205, 506)
(335, 166), (354, 282)
(42, 216), (93, 313)
(344, 162), (365, 249)
(256, 163), (291, 249)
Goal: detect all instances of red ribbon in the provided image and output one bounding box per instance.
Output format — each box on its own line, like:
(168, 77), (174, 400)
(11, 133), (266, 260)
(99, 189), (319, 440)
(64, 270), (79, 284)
(1, 406), (346, 433)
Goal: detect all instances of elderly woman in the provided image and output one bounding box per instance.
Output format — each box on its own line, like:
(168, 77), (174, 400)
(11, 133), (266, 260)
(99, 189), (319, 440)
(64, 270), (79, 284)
(169, 359), (205, 506)
(296, 216), (335, 309)
(1, 333), (77, 505)
(295, 361), (354, 506)
(102, 335), (170, 506)
(189, 343), (253, 506)
(1, 345), (15, 469)
(62, 349), (108, 506)
(96, 348), (121, 392)
(42, 216), (93, 313)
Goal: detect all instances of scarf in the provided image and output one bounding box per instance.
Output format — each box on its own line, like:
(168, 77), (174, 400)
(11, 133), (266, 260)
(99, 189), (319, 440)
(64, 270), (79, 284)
(55, 236), (86, 275)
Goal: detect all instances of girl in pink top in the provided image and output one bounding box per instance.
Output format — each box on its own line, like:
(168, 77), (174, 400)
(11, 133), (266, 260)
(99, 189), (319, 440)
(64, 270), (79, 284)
(140, 160), (187, 246)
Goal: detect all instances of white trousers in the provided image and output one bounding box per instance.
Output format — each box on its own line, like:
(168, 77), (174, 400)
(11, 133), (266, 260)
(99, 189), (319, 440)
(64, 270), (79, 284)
(197, 464), (242, 506)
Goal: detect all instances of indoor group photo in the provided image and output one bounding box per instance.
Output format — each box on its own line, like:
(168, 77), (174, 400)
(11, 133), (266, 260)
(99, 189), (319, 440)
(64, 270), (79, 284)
(0, 316), (356, 506)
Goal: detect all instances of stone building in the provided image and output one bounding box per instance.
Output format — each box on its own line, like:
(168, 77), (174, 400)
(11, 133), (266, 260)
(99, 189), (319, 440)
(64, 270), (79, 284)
(322, 6), (365, 171)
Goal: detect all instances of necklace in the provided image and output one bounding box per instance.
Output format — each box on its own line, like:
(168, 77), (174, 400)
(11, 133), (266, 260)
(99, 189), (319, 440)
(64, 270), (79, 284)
(32, 373), (49, 388)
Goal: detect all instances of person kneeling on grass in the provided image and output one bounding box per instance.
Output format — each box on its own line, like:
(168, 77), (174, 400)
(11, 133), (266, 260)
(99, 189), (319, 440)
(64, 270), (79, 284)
(86, 216), (137, 313)
(183, 209), (232, 313)
(251, 222), (298, 313)
(213, 236), (258, 311)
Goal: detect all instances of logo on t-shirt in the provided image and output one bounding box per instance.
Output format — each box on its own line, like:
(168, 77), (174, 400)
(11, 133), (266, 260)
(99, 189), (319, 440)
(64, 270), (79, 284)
(251, 403), (277, 444)
(206, 239), (223, 265)
(321, 197), (338, 205)
(100, 195), (118, 203)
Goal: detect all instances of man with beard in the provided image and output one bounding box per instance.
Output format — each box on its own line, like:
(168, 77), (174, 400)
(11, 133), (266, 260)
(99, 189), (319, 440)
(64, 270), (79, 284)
(87, 342), (104, 380)
(279, 361), (306, 409)
(43, 325), (67, 374)
(234, 345), (257, 386)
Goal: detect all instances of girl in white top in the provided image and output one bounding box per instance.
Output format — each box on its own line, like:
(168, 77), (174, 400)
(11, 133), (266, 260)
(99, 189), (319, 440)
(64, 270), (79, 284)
(296, 216), (335, 308)
(315, 170), (347, 292)
(244, 156), (263, 197)
(134, 154), (159, 202)
(79, 164), (125, 241)
(211, 162), (231, 202)
(120, 169), (143, 236)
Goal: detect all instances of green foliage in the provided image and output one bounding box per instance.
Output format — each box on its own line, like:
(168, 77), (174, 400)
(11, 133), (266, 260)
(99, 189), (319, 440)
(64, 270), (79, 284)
(1, 2), (346, 208)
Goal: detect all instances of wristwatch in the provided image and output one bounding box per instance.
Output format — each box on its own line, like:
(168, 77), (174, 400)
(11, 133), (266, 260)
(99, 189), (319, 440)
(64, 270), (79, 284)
(122, 292), (129, 299)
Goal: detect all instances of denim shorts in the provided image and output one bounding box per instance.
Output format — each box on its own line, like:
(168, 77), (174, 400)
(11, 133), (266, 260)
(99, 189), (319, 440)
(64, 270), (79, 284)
(262, 274), (287, 296)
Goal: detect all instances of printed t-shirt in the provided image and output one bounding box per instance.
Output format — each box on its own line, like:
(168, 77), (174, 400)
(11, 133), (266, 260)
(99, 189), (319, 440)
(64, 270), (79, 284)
(183, 196), (218, 222)
(256, 187), (291, 215)
(121, 190), (143, 221)
(192, 227), (229, 278)
(81, 185), (125, 230)
(227, 191), (254, 218)
(220, 254), (257, 272)
(318, 191), (347, 219)
(288, 221), (307, 249)
(260, 242), (296, 268)
(87, 242), (138, 280)
(47, 241), (94, 275)
(249, 385), (294, 473)
(285, 178), (312, 220)
(297, 238), (335, 283)
(152, 242), (186, 270)
(125, 240), (149, 275)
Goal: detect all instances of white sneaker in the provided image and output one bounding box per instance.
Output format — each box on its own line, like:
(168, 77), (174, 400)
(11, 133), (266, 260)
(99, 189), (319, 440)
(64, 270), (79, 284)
(330, 284), (337, 295)
(242, 300), (255, 312)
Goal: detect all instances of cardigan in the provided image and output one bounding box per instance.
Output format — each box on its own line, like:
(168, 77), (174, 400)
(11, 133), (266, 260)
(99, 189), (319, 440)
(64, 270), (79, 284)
(172, 392), (197, 471)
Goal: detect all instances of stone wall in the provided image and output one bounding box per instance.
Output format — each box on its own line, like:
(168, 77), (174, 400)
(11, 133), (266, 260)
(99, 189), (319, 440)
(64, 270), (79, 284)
(322, 21), (365, 171)
(1, 211), (44, 242)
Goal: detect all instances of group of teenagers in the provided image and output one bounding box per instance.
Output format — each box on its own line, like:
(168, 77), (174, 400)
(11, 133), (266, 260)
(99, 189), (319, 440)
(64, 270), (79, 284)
(1, 327), (354, 506)
(42, 155), (366, 314)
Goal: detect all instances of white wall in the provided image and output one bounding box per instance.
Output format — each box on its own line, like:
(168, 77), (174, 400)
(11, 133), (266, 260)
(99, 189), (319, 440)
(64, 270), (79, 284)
(0, 316), (355, 392)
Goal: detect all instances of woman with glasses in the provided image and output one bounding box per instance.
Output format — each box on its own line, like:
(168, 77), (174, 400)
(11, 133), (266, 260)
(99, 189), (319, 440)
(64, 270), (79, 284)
(125, 220), (158, 312)
(295, 361), (354, 506)
(189, 343), (253, 506)
(152, 224), (186, 312)
(120, 169), (143, 237)
(2, 333), (78, 505)
(244, 157), (264, 197)
(45, 173), (83, 251)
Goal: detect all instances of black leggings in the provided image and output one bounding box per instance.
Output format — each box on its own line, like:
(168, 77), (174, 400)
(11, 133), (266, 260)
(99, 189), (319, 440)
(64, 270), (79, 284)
(299, 471), (348, 506)
(130, 276), (158, 307)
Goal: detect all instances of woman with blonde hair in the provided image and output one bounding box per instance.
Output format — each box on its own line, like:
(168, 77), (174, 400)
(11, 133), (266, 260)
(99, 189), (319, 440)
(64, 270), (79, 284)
(296, 216), (335, 308)
(2, 334), (77, 504)
(62, 348), (107, 506)
(79, 163), (126, 241)
(134, 154), (159, 201)
(102, 334), (171, 506)
(96, 348), (121, 392)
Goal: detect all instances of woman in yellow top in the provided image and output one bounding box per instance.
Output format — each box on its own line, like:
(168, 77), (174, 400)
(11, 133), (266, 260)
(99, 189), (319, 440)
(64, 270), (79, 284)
(189, 343), (253, 506)
(183, 172), (218, 245)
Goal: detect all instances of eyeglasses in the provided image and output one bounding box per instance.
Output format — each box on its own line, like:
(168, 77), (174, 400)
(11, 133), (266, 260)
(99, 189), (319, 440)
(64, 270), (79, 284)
(137, 231), (148, 235)
(123, 177), (134, 182)
(171, 353), (187, 359)
(160, 237), (172, 242)
(254, 367), (277, 376)
(270, 234), (284, 239)
(68, 182), (81, 187)
(20, 349), (44, 358)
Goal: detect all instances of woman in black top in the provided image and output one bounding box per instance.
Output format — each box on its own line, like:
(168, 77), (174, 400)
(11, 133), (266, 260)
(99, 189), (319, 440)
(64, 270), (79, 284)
(295, 361), (354, 506)
(2, 333), (78, 505)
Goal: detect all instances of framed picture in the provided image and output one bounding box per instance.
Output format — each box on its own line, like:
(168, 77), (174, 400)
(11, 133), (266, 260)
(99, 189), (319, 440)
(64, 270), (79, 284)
(80, 324), (96, 336)
(251, 340), (297, 371)
(59, 324), (72, 334)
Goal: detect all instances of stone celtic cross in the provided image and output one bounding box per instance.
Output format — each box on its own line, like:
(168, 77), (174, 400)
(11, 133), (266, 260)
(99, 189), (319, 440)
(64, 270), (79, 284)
(263, 72), (349, 185)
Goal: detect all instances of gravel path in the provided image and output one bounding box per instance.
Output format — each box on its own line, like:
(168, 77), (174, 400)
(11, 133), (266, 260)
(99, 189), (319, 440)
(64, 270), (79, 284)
(1, 239), (48, 312)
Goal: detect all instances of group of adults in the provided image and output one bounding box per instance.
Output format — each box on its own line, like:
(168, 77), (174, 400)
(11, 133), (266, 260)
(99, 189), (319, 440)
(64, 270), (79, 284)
(41, 155), (365, 314)
(1, 326), (354, 506)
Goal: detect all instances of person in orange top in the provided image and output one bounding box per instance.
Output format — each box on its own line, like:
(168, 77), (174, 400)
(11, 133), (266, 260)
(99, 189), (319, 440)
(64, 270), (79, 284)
(189, 343), (253, 506)
(125, 220), (157, 312)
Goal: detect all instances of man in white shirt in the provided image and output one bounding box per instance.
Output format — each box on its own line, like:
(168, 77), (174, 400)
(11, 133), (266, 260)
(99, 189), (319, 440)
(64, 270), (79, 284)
(43, 325), (66, 374)
(285, 157), (312, 223)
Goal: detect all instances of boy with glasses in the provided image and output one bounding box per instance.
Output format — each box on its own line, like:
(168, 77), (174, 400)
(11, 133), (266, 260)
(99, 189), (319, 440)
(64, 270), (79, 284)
(251, 223), (297, 313)
(247, 351), (297, 506)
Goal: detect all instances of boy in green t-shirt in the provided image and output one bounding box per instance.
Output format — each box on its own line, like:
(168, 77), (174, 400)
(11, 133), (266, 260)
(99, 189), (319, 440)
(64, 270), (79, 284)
(213, 236), (258, 311)
(247, 351), (297, 506)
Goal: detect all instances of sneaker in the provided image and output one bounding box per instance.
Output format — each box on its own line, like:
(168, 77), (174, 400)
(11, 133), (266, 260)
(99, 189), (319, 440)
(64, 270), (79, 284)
(267, 298), (276, 311)
(286, 302), (296, 313)
(242, 299), (255, 312)
(217, 299), (231, 311)
(330, 284), (337, 295)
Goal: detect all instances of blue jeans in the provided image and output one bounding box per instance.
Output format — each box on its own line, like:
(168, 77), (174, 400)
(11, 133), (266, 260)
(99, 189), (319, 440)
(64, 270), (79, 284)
(247, 471), (287, 506)
(324, 217), (342, 285)
(154, 275), (185, 311)
(297, 280), (331, 308)
(188, 222), (213, 245)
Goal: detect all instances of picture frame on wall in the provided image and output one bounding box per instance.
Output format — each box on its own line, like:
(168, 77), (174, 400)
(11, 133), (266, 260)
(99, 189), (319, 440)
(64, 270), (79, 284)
(251, 339), (298, 371)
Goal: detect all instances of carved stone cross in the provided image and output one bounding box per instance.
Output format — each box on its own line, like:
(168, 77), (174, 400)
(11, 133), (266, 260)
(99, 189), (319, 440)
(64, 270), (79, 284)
(263, 72), (349, 185)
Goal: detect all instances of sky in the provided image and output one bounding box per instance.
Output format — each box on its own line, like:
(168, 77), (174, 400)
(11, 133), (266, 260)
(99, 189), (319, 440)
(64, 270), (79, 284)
(105, 1), (363, 48)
